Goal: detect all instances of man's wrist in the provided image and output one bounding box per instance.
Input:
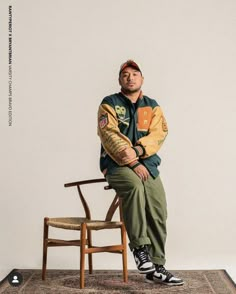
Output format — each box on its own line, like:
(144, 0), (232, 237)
(128, 160), (141, 170)
(132, 144), (145, 157)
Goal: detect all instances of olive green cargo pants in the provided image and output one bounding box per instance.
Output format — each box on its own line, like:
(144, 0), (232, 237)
(106, 167), (167, 265)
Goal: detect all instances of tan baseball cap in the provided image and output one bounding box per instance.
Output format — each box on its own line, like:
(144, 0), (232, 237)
(119, 59), (142, 76)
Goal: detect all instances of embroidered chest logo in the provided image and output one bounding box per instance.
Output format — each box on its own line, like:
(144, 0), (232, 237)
(115, 105), (130, 126)
(137, 107), (152, 131)
(143, 111), (149, 126)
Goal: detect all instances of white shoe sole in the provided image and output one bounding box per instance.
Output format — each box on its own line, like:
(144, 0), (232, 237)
(146, 278), (184, 286)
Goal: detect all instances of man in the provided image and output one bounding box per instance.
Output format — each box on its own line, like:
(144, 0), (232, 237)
(97, 60), (184, 286)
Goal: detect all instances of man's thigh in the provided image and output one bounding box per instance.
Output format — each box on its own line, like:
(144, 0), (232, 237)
(106, 167), (144, 195)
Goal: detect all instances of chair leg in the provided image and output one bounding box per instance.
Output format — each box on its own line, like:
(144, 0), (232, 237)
(42, 217), (49, 280)
(87, 229), (93, 274)
(80, 223), (87, 289)
(121, 224), (128, 282)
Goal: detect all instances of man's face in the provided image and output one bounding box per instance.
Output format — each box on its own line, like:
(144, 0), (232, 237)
(119, 67), (144, 94)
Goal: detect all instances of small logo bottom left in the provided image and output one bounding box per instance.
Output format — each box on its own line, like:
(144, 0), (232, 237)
(8, 271), (23, 287)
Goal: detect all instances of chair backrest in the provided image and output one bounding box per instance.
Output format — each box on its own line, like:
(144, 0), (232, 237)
(64, 178), (122, 221)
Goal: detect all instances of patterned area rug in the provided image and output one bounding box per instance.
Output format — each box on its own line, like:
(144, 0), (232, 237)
(0, 269), (235, 293)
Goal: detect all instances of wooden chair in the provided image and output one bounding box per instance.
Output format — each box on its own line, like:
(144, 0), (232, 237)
(42, 178), (128, 288)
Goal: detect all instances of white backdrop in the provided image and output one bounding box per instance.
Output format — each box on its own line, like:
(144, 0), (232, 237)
(1, 0), (236, 282)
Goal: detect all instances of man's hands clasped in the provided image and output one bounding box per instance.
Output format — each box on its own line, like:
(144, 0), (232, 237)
(117, 147), (149, 181)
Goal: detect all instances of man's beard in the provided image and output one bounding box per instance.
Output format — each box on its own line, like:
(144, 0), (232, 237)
(121, 86), (141, 95)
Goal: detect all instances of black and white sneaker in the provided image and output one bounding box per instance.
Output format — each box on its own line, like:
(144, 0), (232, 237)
(146, 265), (184, 286)
(133, 245), (155, 274)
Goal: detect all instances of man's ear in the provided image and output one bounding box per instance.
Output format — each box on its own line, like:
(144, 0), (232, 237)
(118, 77), (121, 86)
(142, 76), (144, 85)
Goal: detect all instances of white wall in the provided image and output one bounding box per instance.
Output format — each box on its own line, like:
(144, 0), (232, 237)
(1, 0), (236, 281)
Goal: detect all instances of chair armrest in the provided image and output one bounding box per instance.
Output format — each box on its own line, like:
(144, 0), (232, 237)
(64, 178), (106, 188)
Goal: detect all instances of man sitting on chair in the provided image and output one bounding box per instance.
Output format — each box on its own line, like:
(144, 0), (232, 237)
(97, 60), (184, 286)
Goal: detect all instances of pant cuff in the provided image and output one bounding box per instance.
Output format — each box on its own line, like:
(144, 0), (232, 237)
(150, 256), (166, 265)
(129, 237), (151, 251)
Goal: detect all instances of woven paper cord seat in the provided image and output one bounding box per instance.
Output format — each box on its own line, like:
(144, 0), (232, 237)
(47, 217), (123, 230)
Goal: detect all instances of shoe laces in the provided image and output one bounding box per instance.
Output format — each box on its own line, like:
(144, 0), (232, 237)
(134, 246), (150, 263)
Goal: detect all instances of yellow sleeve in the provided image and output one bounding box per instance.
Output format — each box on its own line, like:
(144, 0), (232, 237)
(137, 106), (168, 158)
(97, 103), (137, 165)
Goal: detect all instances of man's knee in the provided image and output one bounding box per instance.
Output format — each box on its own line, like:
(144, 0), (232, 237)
(125, 176), (144, 193)
(106, 167), (144, 195)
